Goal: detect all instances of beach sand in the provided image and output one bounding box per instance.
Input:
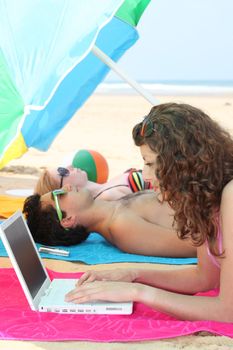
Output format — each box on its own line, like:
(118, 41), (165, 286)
(1, 93), (233, 195)
(1, 92), (233, 349)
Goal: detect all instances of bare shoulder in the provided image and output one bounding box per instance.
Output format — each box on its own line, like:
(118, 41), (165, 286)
(221, 179), (233, 215)
(220, 179), (233, 248)
(218, 180), (233, 304)
(222, 179), (233, 197)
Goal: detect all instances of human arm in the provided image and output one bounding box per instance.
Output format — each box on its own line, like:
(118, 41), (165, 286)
(66, 279), (222, 321)
(65, 250), (223, 321)
(76, 243), (218, 294)
(66, 181), (233, 322)
(137, 195), (233, 323)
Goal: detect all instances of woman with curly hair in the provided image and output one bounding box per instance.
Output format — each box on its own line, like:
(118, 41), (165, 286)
(65, 103), (233, 322)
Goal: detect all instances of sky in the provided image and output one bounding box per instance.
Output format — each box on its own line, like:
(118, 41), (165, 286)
(106, 0), (233, 84)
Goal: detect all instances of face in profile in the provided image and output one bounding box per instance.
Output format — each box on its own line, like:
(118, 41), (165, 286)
(140, 144), (159, 189)
(49, 166), (88, 190)
(41, 185), (93, 229)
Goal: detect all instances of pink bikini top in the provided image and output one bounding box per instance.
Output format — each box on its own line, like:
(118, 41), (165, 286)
(206, 221), (223, 268)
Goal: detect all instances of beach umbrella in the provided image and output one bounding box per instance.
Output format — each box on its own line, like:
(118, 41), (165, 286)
(0, 0), (156, 169)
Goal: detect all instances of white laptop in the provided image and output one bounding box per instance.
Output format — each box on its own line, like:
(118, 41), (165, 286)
(0, 211), (133, 315)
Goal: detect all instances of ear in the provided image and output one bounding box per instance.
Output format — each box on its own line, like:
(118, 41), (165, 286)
(60, 215), (76, 229)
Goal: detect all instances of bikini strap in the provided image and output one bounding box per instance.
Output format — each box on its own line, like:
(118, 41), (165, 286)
(94, 184), (129, 199)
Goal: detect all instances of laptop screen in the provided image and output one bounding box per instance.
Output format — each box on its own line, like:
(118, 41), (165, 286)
(4, 215), (47, 299)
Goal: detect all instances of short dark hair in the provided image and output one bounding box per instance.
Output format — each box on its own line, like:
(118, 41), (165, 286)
(23, 194), (89, 246)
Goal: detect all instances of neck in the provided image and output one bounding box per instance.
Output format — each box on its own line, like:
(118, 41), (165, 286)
(80, 181), (104, 199)
(77, 198), (117, 234)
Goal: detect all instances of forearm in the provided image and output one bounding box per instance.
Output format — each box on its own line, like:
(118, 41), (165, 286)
(133, 266), (210, 294)
(135, 284), (230, 322)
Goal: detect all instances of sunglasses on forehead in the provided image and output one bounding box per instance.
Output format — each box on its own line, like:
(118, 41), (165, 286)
(57, 167), (70, 188)
(52, 188), (67, 222)
(140, 118), (156, 137)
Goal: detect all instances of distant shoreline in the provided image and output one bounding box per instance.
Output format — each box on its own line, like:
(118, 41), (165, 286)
(96, 82), (233, 96)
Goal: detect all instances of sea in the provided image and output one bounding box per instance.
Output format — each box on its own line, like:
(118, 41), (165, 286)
(96, 80), (233, 96)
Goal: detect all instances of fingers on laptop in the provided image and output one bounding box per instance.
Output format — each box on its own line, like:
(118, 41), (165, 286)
(77, 271), (97, 286)
(66, 281), (132, 304)
(76, 270), (115, 286)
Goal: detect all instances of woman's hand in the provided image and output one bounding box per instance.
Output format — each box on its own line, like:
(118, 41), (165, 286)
(76, 268), (138, 287)
(65, 280), (143, 304)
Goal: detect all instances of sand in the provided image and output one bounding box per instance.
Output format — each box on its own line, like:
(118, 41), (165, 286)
(1, 92), (233, 349)
(1, 93), (233, 194)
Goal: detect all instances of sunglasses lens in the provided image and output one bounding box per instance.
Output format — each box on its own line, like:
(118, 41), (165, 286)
(57, 167), (70, 177)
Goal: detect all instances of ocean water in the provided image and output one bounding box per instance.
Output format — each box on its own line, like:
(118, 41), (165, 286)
(96, 81), (233, 96)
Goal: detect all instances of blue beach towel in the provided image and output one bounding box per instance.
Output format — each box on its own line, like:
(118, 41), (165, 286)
(0, 232), (197, 265)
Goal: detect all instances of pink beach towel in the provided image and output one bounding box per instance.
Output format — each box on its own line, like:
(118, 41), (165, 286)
(1, 268), (233, 342)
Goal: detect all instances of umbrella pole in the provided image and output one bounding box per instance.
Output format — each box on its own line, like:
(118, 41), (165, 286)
(92, 45), (158, 106)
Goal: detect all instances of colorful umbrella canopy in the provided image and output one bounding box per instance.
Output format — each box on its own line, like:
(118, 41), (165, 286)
(0, 0), (150, 169)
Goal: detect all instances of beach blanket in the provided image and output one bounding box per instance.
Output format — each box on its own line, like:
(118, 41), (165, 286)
(0, 232), (197, 265)
(0, 268), (233, 341)
(0, 195), (24, 219)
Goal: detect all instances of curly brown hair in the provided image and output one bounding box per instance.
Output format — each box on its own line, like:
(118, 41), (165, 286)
(132, 103), (233, 256)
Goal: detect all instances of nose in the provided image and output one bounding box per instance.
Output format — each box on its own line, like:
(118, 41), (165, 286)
(142, 166), (152, 183)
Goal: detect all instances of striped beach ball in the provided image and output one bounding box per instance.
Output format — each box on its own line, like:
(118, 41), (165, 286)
(72, 149), (109, 184)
